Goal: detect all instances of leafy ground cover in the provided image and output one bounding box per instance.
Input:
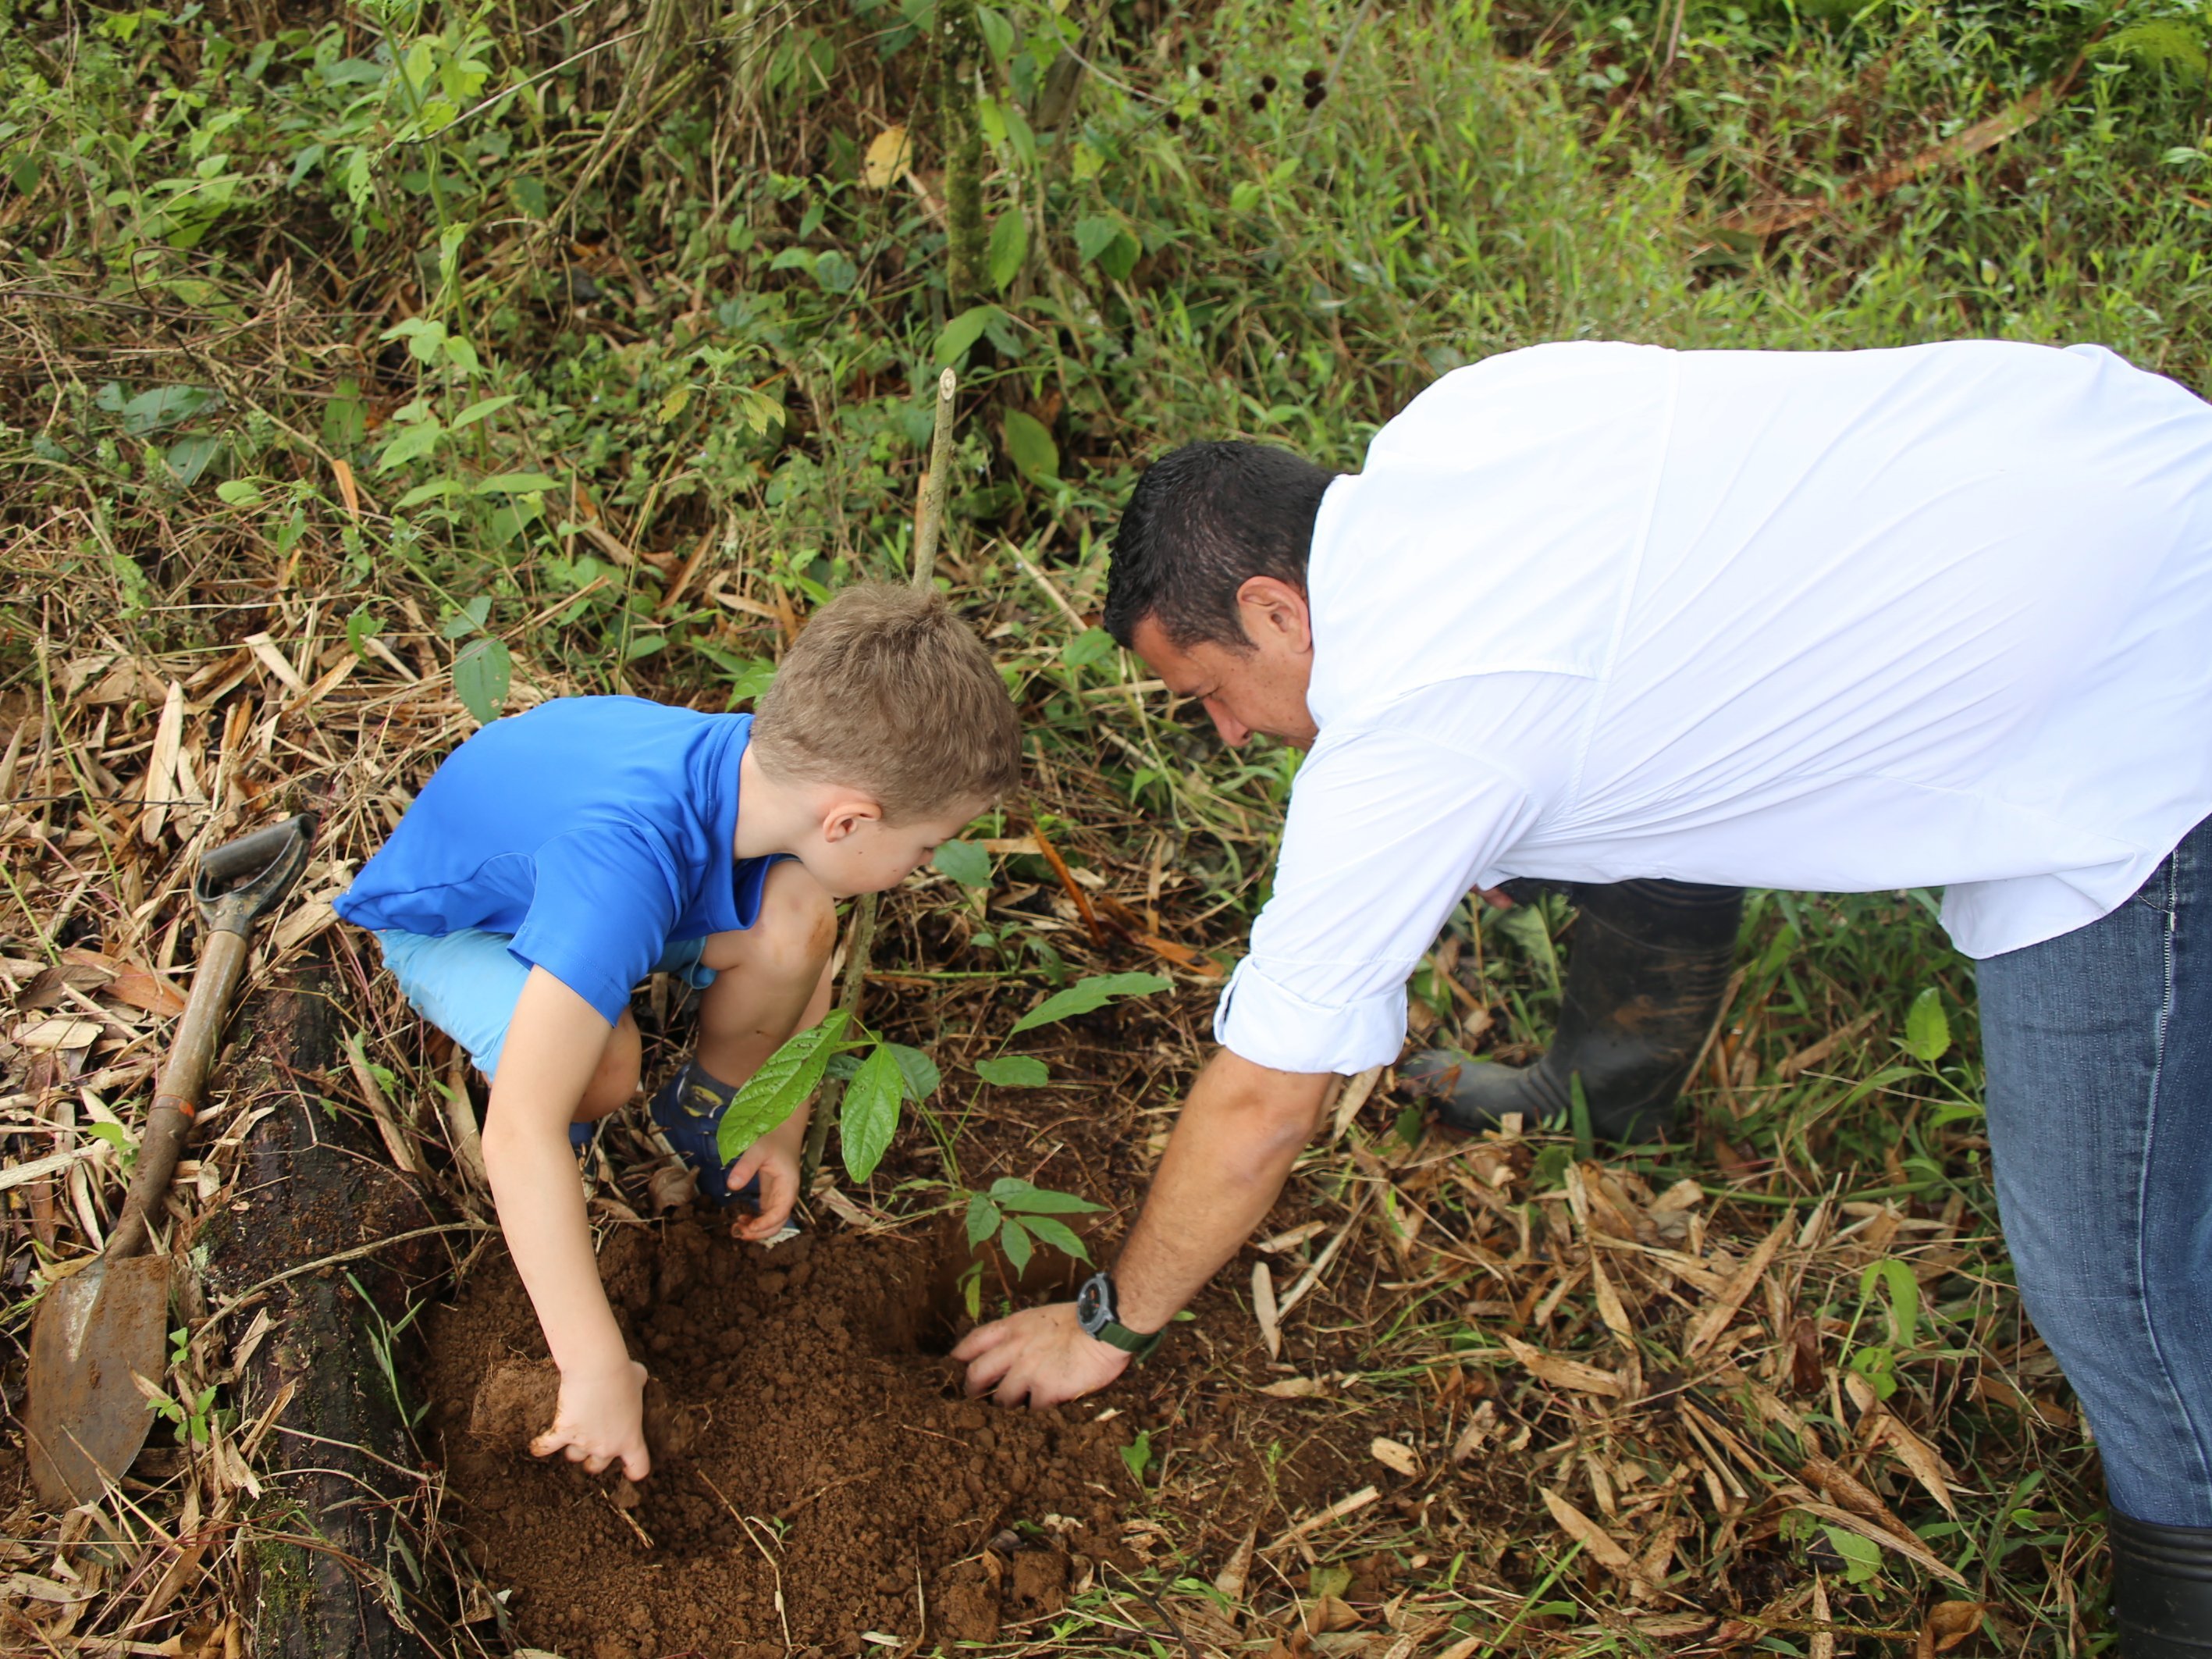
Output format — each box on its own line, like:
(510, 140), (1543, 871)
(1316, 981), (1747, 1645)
(3, 0), (2210, 1652)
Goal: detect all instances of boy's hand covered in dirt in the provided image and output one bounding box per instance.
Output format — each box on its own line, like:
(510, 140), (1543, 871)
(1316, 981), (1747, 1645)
(724, 1115), (804, 1241)
(532, 1355), (652, 1479)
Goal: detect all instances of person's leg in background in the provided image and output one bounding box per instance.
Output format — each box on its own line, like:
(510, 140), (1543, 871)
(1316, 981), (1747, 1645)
(1979, 813), (2212, 1656)
(1404, 878), (1744, 1144)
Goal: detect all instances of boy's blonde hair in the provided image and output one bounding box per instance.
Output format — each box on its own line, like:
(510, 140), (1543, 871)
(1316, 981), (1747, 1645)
(752, 583), (1022, 821)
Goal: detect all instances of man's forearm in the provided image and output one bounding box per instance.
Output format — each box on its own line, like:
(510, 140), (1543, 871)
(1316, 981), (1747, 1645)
(1112, 1052), (1333, 1332)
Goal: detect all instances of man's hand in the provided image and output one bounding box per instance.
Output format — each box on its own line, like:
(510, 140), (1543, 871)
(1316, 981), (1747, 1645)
(532, 1355), (651, 1479)
(953, 1302), (1131, 1408)
(725, 1132), (799, 1241)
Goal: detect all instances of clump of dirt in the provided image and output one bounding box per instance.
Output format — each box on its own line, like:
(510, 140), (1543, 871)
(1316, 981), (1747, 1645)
(421, 1220), (1139, 1656)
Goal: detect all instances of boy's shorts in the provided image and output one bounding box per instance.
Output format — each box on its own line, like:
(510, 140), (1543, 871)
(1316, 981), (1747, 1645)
(374, 928), (717, 1080)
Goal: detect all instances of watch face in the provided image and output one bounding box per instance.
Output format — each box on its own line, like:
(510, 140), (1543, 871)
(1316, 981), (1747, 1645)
(1076, 1273), (1108, 1333)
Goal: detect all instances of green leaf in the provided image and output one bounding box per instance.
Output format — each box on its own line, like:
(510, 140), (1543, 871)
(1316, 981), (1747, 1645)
(164, 433), (221, 485)
(975, 1055), (1050, 1088)
(215, 479), (264, 507)
(1121, 1428), (1152, 1482)
(1097, 228), (1140, 283)
(839, 1043), (905, 1183)
(975, 3), (1014, 62)
(1074, 214), (1121, 266)
(720, 657), (777, 705)
(965, 1191), (1002, 1250)
(989, 1178), (1103, 1215)
(451, 393), (519, 430)
(1002, 408), (1059, 486)
(813, 250), (859, 293)
(1012, 1214), (1090, 1262)
(1903, 987), (1950, 1062)
(1495, 903), (1560, 988)
(1008, 971), (1172, 1036)
(1820, 1525), (1884, 1587)
(1062, 627), (1117, 671)
(932, 839), (992, 888)
(933, 304), (1001, 366)
(471, 472), (562, 496)
(716, 1009), (852, 1162)
(987, 211), (1028, 294)
(375, 417), (444, 472)
(1858, 1258), (1921, 1350)
(884, 1042), (941, 1101)
(998, 1215), (1034, 1274)
(119, 383), (219, 436)
(441, 596), (493, 639)
(345, 610), (384, 662)
(394, 479), (464, 510)
(453, 636), (510, 725)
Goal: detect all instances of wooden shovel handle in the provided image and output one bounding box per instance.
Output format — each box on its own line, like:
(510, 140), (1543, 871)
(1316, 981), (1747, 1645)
(105, 927), (251, 1262)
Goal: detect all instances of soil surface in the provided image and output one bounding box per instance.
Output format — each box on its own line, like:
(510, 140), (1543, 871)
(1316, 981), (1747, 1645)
(424, 1219), (1153, 1656)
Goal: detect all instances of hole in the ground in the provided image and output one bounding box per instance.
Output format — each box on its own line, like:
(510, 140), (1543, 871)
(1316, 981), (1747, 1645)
(913, 1222), (1092, 1356)
(418, 1214), (1136, 1654)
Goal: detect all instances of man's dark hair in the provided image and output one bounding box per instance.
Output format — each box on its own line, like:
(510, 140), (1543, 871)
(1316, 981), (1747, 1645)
(1103, 440), (1342, 651)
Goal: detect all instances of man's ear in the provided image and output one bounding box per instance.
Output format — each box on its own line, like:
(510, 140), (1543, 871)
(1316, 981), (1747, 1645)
(1236, 575), (1312, 654)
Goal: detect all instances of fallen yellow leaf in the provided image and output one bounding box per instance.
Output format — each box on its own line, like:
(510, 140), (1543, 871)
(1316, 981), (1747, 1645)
(862, 125), (912, 190)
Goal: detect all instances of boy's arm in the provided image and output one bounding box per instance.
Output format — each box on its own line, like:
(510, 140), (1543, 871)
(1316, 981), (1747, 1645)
(480, 966), (649, 1479)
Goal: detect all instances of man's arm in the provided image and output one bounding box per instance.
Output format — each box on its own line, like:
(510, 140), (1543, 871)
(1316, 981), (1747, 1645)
(480, 967), (650, 1479)
(953, 1049), (1332, 1408)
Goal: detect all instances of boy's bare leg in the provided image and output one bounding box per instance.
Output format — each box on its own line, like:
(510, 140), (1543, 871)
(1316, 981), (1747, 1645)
(572, 1010), (642, 1123)
(687, 862), (838, 1233)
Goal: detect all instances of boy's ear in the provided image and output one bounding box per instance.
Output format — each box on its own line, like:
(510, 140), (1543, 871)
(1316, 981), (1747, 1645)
(820, 793), (887, 844)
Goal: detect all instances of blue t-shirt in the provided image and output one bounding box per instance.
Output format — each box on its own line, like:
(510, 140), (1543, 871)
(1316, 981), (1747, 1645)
(335, 697), (777, 1024)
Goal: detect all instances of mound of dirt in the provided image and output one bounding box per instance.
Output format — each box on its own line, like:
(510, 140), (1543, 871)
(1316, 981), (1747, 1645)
(422, 1220), (1138, 1656)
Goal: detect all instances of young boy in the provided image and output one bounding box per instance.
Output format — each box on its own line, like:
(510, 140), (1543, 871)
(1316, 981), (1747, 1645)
(336, 584), (1020, 1481)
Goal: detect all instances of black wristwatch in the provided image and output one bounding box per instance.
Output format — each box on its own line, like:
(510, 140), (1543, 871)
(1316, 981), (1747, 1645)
(1076, 1271), (1164, 1360)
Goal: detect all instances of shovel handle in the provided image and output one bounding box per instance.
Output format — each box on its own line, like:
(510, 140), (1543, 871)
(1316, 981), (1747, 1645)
(105, 927), (254, 1262)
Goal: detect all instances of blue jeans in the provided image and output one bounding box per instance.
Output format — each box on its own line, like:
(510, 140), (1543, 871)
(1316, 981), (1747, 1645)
(1980, 811), (2212, 1528)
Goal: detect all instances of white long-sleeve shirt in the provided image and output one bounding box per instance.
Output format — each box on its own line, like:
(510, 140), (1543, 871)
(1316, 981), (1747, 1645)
(1216, 340), (2212, 1076)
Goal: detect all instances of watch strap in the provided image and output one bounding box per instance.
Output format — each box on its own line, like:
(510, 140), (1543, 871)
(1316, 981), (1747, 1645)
(1089, 1316), (1164, 1360)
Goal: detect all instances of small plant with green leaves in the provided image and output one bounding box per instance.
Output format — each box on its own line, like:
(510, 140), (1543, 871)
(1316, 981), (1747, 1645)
(712, 1010), (939, 1187)
(969, 970), (1174, 1090)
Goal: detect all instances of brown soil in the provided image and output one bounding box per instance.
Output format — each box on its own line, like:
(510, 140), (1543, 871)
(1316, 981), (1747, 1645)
(421, 1219), (1151, 1656)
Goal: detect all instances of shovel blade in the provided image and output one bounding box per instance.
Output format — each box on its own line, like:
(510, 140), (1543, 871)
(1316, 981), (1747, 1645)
(25, 1255), (172, 1508)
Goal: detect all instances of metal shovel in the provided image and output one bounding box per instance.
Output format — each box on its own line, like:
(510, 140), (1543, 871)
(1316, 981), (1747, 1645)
(26, 812), (316, 1508)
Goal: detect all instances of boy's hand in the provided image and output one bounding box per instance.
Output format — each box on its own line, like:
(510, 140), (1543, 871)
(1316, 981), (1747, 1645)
(532, 1356), (652, 1479)
(726, 1134), (800, 1241)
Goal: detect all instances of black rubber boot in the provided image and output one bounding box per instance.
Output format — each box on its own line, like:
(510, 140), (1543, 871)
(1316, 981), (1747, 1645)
(2114, 1511), (2212, 1656)
(1403, 878), (1743, 1145)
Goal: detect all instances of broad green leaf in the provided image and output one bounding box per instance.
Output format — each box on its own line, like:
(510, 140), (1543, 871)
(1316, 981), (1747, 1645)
(119, 383), (218, 436)
(1820, 1525), (1884, 1587)
(716, 1009), (852, 1162)
(989, 1178), (1103, 1215)
(164, 433), (221, 485)
(1074, 214), (1120, 266)
(813, 250), (859, 293)
(1097, 229), (1140, 283)
(965, 1191), (1001, 1249)
(453, 636), (510, 725)
(1008, 970), (1172, 1036)
(987, 211), (1028, 293)
(375, 417), (443, 472)
(1017, 1213), (1091, 1263)
(394, 479), (464, 510)
(839, 1043), (904, 1182)
(884, 1042), (941, 1101)
(1903, 987), (1950, 1062)
(933, 304), (1000, 366)
(720, 657), (777, 705)
(472, 472), (562, 495)
(1062, 627), (1117, 671)
(452, 393), (519, 429)
(1002, 408), (1059, 486)
(215, 479), (264, 507)
(998, 1215), (1034, 1274)
(933, 839), (992, 888)
(976, 1055), (1050, 1088)
(975, 4), (1014, 62)
(441, 596), (493, 639)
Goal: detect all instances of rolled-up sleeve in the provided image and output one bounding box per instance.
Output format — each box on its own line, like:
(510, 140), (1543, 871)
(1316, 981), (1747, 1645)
(1214, 726), (1539, 1076)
